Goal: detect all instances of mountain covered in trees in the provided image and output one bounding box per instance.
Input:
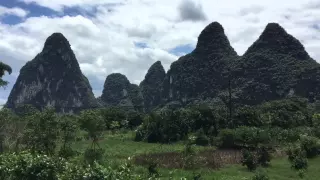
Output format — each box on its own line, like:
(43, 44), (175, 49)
(5, 33), (98, 113)
(4, 22), (320, 113)
(159, 22), (320, 109)
(99, 73), (144, 112)
(139, 61), (166, 112)
(161, 22), (238, 107)
(232, 23), (320, 105)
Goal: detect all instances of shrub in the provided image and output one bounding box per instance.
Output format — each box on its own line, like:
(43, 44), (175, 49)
(24, 108), (59, 155)
(84, 148), (105, 165)
(58, 146), (78, 159)
(241, 149), (258, 171)
(252, 169), (269, 180)
(0, 151), (147, 180)
(127, 111), (143, 129)
(312, 113), (320, 127)
(58, 114), (79, 159)
(257, 145), (272, 167)
(78, 109), (105, 143)
(259, 98), (312, 128)
(0, 151), (65, 180)
(291, 156), (308, 171)
(218, 129), (236, 149)
(134, 110), (189, 143)
(100, 107), (127, 130)
(234, 106), (262, 127)
(299, 135), (320, 158)
(218, 127), (272, 149)
(182, 143), (196, 169)
(195, 128), (209, 146)
(286, 144), (308, 171)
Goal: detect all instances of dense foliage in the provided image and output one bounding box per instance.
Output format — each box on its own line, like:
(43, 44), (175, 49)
(139, 61), (166, 112)
(0, 61), (12, 87)
(0, 151), (149, 180)
(100, 73), (143, 112)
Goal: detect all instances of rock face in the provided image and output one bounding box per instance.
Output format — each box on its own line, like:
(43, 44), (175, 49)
(161, 22), (238, 105)
(5, 33), (98, 113)
(139, 61), (166, 112)
(100, 73), (144, 112)
(233, 22), (320, 104)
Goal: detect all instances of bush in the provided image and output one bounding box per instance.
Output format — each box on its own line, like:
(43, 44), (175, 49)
(58, 146), (78, 159)
(234, 106), (262, 127)
(24, 108), (60, 155)
(218, 127), (271, 149)
(286, 145), (308, 171)
(252, 169), (269, 180)
(127, 111), (143, 129)
(100, 107), (127, 130)
(233, 127), (270, 148)
(299, 135), (320, 158)
(134, 110), (189, 143)
(257, 145), (272, 167)
(0, 151), (65, 180)
(218, 129), (236, 149)
(241, 149), (258, 171)
(259, 98), (312, 128)
(78, 109), (105, 142)
(195, 128), (209, 146)
(0, 151), (146, 180)
(291, 156), (308, 171)
(84, 148), (105, 165)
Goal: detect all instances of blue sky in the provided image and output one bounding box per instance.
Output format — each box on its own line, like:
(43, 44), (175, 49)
(0, 0), (319, 105)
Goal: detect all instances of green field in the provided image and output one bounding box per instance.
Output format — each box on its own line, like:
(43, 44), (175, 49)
(73, 131), (320, 180)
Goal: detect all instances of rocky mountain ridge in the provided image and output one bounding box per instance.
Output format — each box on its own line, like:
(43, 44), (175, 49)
(99, 73), (144, 112)
(5, 33), (98, 113)
(5, 22), (320, 113)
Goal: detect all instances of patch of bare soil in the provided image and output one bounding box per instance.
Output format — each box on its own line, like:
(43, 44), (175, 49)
(134, 149), (243, 169)
(134, 147), (287, 170)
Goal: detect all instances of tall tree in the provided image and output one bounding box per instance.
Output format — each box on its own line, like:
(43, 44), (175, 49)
(0, 62), (12, 88)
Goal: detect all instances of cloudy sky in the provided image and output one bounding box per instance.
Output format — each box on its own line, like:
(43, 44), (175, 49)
(0, 0), (319, 106)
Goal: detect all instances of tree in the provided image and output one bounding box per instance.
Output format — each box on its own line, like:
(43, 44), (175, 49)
(58, 114), (79, 158)
(0, 62), (12, 88)
(78, 109), (106, 164)
(24, 108), (60, 155)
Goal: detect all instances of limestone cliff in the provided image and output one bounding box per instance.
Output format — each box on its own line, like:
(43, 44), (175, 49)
(5, 33), (98, 113)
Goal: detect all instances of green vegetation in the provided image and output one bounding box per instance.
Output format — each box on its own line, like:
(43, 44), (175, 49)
(0, 61), (12, 87)
(0, 97), (319, 179)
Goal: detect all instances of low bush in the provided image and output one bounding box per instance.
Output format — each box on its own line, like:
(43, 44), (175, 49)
(252, 169), (269, 180)
(0, 151), (149, 180)
(299, 135), (320, 158)
(286, 145), (308, 171)
(257, 145), (272, 167)
(217, 129), (236, 149)
(241, 149), (258, 171)
(195, 128), (210, 146)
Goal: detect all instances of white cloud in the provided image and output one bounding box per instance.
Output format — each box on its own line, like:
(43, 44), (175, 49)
(0, 6), (29, 18)
(20, 0), (123, 11)
(0, 0), (320, 102)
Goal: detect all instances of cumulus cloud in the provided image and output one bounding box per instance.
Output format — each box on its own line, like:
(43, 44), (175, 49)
(0, 0), (320, 103)
(178, 0), (207, 22)
(0, 6), (29, 17)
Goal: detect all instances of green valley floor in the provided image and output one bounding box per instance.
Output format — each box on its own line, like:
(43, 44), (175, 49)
(73, 131), (320, 180)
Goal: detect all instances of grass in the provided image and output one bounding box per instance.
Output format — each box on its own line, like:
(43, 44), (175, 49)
(73, 131), (320, 179)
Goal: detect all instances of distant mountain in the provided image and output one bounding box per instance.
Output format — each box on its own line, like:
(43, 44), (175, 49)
(139, 61), (166, 112)
(161, 22), (239, 106)
(233, 23), (320, 104)
(6, 22), (320, 113)
(152, 22), (320, 110)
(99, 73), (144, 112)
(5, 33), (98, 113)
